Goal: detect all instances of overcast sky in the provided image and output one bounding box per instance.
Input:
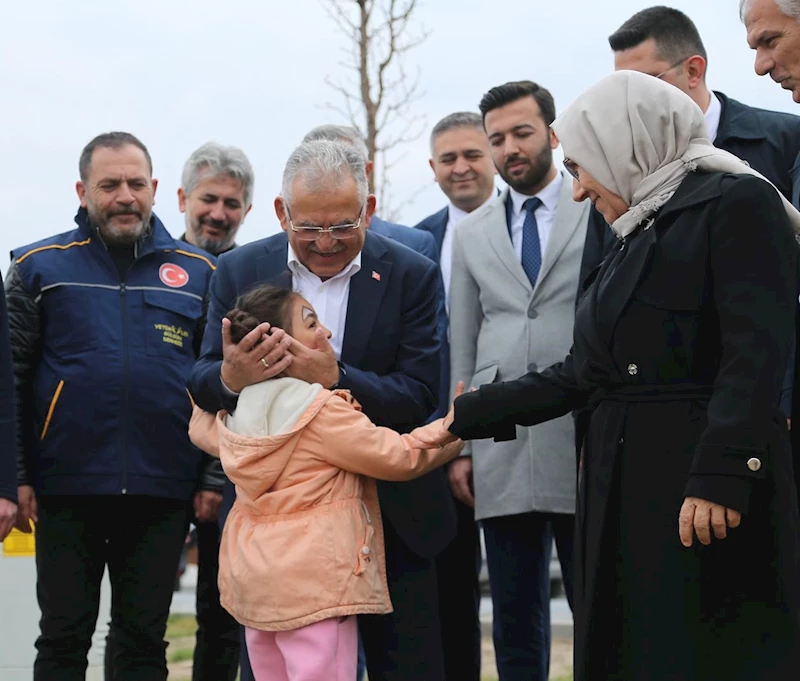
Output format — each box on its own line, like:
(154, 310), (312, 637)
(0, 0), (791, 270)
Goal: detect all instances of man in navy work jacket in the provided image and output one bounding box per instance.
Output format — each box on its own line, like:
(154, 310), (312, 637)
(190, 139), (455, 681)
(5, 132), (218, 681)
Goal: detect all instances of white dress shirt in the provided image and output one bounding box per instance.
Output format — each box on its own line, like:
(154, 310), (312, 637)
(287, 246), (362, 360)
(508, 171), (564, 264)
(704, 91), (722, 143)
(441, 193), (496, 311)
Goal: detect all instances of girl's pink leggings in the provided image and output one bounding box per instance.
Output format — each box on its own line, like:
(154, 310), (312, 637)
(245, 615), (358, 681)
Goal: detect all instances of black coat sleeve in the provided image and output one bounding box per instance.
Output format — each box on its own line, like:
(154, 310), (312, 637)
(684, 176), (798, 515)
(4, 263), (41, 490)
(0, 270), (18, 503)
(449, 350), (592, 442)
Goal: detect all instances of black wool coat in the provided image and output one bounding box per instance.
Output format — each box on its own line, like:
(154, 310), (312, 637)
(452, 171), (800, 681)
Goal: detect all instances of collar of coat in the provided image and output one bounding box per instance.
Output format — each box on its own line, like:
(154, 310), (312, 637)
(714, 91), (767, 144)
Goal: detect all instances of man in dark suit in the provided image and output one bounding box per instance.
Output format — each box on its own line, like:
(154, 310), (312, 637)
(582, 5), (800, 284)
(190, 139), (455, 681)
(301, 123), (443, 681)
(414, 111), (497, 681)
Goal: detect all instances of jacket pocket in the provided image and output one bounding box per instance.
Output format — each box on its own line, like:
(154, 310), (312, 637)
(143, 290), (202, 357)
(354, 500), (376, 576)
(40, 380), (65, 440)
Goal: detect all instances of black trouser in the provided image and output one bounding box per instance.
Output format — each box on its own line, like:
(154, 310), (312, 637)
(192, 518), (240, 681)
(359, 517), (445, 681)
(220, 480), (256, 681)
(34, 494), (188, 681)
(435, 497), (482, 681)
(482, 511), (574, 681)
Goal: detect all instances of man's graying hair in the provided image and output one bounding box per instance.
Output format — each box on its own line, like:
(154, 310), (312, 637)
(740, 0), (800, 21)
(302, 125), (370, 162)
(281, 140), (368, 205)
(79, 132), (152, 183)
(429, 112), (483, 153)
(181, 142), (255, 207)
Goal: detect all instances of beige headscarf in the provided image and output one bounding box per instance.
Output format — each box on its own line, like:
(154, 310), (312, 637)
(551, 70), (800, 237)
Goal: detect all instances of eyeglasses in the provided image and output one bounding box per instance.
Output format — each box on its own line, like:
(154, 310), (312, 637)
(653, 56), (690, 80)
(285, 204), (366, 241)
(563, 158), (579, 181)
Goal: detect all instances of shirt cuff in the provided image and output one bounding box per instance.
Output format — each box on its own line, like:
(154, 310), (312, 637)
(220, 376), (240, 397)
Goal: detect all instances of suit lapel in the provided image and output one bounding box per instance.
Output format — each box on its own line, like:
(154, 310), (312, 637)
(485, 189), (532, 293)
(431, 208), (448, 253)
(534, 174), (588, 297)
(341, 235), (392, 367)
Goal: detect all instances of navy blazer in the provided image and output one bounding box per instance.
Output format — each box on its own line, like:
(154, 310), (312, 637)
(414, 207), (448, 256)
(415, 208), (451, 419)
(189, 230), (456, 558)
(371, 215), (439, 263)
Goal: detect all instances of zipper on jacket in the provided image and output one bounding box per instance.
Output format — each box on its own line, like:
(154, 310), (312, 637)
(120, 281), (129, 494)
(40, 380), (65, 440)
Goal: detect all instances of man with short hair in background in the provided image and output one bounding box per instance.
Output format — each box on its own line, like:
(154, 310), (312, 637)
(414, 111), (497, 681)
(7, 131), (217, 680)
(178, 141), (255, 681)
(448, 81), (589, 681)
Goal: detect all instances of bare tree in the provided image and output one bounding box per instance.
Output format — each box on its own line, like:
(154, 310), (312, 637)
(321, 0), (428, 218)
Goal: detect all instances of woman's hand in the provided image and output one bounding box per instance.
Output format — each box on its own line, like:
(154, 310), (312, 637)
(409, 381), (466, 448)
(678, 496), (742, 547)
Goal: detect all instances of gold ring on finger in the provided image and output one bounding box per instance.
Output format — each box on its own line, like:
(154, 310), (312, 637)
(261, 358), (270, 369)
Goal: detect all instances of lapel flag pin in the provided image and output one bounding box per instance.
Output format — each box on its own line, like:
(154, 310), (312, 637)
(372, 271), (381, 281)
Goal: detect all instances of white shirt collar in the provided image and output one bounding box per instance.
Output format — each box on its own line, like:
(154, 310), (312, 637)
(287, 244), (362, 281)
(704, 91), (722, 143)
(447, 192), (497, 225)
(508, 171), (563, 217)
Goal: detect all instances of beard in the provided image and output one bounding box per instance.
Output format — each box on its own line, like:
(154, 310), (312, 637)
(187, 216), (237, 256)
(499, 141), (553, 195)
(89, 204), (150, 246)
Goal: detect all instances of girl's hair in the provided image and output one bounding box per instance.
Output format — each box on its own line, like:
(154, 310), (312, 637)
(225, 285), (297, 344)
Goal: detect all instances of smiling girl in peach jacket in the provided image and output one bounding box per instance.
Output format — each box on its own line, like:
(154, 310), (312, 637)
(189, 284), (463, 681)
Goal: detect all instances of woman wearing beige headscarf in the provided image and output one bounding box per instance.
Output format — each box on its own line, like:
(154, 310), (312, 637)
(412, 70), (800, 681)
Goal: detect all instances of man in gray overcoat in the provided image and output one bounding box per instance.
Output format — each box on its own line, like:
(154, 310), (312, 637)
(448, 80), (589, 681)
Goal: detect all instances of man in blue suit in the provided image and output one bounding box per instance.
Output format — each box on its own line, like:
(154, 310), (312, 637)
(190, 139), (455, 681)
(415, 112), (497, 681)
(301, 124), (446, 681)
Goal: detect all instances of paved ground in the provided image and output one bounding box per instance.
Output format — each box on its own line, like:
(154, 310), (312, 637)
(171, 565), (574, 680)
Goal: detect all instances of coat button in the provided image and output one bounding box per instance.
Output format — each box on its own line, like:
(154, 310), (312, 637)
(527, 308), (538, 319)
(361, 546), (371, 555)
(747, 457), (762, 472)
(627, 363), (638, 376)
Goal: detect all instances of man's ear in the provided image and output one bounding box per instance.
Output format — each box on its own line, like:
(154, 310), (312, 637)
(685, 55), (707, 90)
(178, 187), (188, 213)
(275, 196), (289, 233)
(76, 181), (88, 207)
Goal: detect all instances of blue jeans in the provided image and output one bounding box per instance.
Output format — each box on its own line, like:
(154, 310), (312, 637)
(482, 511), (574, 681)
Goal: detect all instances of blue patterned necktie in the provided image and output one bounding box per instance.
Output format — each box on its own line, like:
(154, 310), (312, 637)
(521, 197), (543, 286)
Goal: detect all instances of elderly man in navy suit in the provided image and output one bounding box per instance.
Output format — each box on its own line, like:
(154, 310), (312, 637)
(415, 112), (497, 681)
(190, 139), (455, 681)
